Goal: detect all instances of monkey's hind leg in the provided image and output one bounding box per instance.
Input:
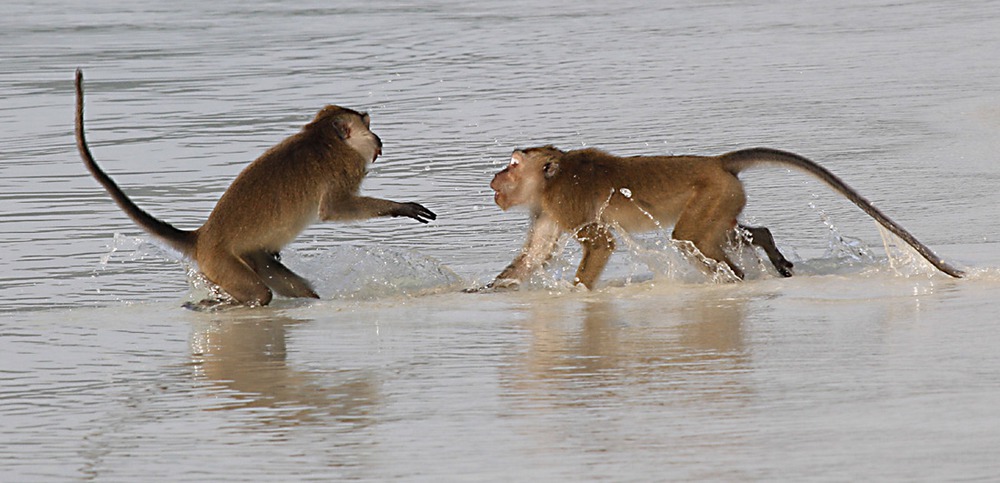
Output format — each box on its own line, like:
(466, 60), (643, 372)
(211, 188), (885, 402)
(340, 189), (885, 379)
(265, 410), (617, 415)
(573, 223), (616, 289)
(734, 224), (794, 277)
(198, 253), (274, 307)
(672, 187), (746, 280)
(245, 251), (320, 299)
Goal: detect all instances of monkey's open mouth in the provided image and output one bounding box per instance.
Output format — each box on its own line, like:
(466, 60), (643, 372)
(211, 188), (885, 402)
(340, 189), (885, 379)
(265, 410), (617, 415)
(373, 147), (382, 162)
(493, 190), (508, 210)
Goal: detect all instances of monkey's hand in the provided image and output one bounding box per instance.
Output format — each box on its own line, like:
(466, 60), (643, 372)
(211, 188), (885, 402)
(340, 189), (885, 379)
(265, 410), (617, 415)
(491, 278), (520, 290)
(391, 202), (437, 223)
(461, 278), (520, 293)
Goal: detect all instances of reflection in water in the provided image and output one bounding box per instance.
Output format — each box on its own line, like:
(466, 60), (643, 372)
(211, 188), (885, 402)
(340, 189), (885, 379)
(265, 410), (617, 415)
(188, 313), (380, 429)
(499, 290), (755, 462)
(506, 290), (752, 408)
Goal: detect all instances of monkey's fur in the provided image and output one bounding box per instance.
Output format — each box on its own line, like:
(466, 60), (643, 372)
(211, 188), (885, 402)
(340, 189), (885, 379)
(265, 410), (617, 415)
(487, 145), (962, 289)
(75, 69), (436, 307)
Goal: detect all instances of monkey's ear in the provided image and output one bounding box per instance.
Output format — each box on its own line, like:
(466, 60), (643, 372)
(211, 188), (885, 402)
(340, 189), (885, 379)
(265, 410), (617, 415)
(543, 161), (559, 179)
(332, 119), (352, 140)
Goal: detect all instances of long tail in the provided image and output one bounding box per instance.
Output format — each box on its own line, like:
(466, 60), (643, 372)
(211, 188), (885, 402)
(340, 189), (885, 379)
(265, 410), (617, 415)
(720, 147), (963, 278)
(75, 69), (197, 256)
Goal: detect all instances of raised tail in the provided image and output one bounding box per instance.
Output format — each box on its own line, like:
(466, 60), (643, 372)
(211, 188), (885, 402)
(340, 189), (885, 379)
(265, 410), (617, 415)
(720, 147), (964, 278)
(75, 69), (197, 256)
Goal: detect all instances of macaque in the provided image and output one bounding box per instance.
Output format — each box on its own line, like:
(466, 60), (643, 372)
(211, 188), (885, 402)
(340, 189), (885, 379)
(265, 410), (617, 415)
(75, 69), (436, 307)
(484, 145), (963, 290)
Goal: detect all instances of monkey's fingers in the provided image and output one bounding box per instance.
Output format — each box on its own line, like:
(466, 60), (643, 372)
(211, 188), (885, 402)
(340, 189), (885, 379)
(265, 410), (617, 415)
(394, 201), (437, 223)
(461, 280), (519, 293)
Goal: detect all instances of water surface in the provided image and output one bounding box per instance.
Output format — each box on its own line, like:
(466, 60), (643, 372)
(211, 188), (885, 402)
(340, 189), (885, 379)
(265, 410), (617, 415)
(3, 0), (1000, 480)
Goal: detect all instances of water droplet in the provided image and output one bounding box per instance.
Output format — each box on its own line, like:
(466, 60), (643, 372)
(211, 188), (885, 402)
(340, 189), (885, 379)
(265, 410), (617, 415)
(619, 187), (632, 198)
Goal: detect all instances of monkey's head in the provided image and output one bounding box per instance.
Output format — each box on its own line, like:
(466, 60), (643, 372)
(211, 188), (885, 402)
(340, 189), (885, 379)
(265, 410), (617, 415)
(312, 105), (383, 163)
(491, 145), (564, 211)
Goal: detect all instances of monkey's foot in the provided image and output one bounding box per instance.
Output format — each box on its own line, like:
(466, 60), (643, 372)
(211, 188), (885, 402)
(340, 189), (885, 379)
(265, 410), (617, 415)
(182, 298), (249, 312)
(776, 261), (794, 277)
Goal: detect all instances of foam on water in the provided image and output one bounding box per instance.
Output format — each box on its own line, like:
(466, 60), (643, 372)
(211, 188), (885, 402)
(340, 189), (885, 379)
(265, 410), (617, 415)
(293, 245), (464, 300)
(97, 223), (978, 307)
(96, 233), (464, 305)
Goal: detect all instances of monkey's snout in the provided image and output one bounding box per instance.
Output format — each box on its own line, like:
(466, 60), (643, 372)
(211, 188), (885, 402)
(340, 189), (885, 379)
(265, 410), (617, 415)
(372, 134), (383, 162)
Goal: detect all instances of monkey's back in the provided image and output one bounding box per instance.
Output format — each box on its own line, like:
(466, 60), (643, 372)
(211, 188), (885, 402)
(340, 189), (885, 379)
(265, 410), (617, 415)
(197, 127), (367, 254)
(542, 149), (736, 232)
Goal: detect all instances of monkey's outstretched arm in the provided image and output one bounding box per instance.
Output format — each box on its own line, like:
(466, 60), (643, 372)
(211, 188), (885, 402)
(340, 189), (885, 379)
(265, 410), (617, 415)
(493, 215), (563, 288)
(319, 193), (436, 224)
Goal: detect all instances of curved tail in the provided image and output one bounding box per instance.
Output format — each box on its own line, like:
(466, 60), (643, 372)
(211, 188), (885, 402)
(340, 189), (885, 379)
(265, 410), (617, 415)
(75, 69), (197, 256)
(720, 147), (963, 278)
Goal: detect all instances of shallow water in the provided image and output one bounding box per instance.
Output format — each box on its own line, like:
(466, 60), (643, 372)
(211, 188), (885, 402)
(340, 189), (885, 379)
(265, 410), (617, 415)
(4, 0), (1000, 480)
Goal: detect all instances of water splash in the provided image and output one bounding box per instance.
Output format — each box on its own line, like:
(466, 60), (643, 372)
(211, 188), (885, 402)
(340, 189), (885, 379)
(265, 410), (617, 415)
(612, 190), (741, 282)
(98, 233), (155, 268)
(805, 197), (959, 277)
(809, 202), (876, 265)
(292, 245), (464, 300)
(619, 187), (665, 230)
(98, 233), (463, 304)
(495, 233), (578, 293)
(183, 266), (238, 307)
(97, 233), (184, 270)
(875, 224), (939, 278)
(613, 230), (743, 284)
(594, 187), (617, 221)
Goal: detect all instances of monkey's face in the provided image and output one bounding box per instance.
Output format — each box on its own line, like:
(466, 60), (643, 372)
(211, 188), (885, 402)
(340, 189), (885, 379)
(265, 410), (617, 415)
(316, 105), (383, 163)
(491, 147), (562, 211)
(342, 112), (382, 164)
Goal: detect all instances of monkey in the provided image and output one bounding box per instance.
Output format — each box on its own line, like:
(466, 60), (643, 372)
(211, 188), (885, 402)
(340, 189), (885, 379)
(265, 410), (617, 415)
(481, 145), (963, 290)
(74, 69), (436, 307)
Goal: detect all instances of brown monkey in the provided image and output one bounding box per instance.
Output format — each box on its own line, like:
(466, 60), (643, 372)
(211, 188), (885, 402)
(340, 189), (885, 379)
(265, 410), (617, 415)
(75, 69), (436, 307)
(484, 145), (963, 290)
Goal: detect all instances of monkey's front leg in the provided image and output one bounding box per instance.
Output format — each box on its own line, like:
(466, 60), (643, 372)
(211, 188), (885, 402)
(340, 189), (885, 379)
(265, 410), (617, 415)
(320, 193), (436, 224)
(573, 223), (616, 289)
(491, 215), (563, 289)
